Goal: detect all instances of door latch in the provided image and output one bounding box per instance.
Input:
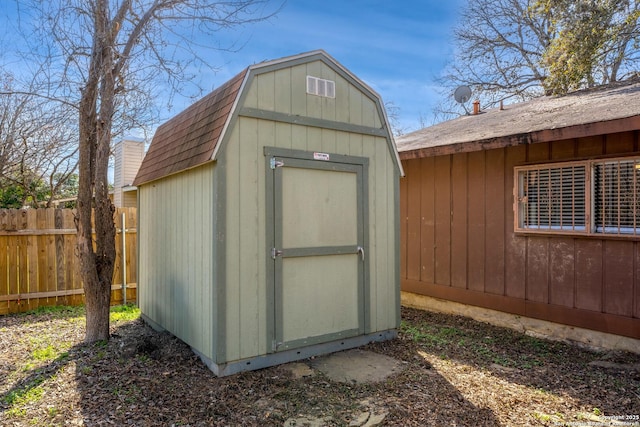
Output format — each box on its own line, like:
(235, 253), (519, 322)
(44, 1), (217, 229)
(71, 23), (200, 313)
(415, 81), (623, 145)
(270, 158), (284, 169)
(357, 246), (365, 262)
(271, 247), (283, 259)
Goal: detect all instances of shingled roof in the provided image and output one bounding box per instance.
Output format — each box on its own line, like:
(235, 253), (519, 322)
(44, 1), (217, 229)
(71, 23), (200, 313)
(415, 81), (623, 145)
(133, 68), (248, 186)
(397, 78), (640, 160)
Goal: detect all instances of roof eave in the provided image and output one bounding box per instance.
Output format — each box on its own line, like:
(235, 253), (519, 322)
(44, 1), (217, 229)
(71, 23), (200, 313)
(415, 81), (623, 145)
(399, 115), (640, 160)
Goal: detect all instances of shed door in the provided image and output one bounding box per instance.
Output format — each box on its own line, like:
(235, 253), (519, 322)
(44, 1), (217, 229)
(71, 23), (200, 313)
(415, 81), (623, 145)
(266, 148), (368, 352)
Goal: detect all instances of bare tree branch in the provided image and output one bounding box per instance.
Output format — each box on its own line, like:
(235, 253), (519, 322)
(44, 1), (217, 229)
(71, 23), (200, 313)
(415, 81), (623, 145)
(7, 0), (281, 342)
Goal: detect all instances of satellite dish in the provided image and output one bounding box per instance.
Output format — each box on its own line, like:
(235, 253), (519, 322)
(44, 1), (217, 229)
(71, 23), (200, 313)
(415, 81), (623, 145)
(454, 85), (472, 104)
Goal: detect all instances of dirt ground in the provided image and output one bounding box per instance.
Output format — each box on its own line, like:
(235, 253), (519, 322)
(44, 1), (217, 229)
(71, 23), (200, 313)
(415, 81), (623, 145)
(1, 305), (639, 426)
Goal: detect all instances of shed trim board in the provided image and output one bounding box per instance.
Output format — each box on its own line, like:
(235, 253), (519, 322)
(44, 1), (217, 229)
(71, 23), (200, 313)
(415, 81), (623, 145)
(239, 107), (388, 137)
(194, 329), (398, 377)
(213, 157), (226, 363)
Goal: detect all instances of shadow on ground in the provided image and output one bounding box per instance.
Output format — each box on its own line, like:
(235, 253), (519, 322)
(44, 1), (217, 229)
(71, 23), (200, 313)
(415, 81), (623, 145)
(2, 306), (639, 426)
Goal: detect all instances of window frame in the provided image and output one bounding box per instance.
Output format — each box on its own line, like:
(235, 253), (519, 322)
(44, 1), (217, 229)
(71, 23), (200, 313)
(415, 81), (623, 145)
(514, 156), (640, 238)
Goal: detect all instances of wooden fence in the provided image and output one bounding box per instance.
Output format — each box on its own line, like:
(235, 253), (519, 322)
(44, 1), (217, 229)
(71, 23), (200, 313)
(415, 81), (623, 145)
(0, 207), (137, 315)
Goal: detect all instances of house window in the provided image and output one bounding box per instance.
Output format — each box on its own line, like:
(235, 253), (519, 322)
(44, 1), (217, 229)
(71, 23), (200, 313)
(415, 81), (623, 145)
(594, 159), (640, 234)
(515, 157), (640, 236)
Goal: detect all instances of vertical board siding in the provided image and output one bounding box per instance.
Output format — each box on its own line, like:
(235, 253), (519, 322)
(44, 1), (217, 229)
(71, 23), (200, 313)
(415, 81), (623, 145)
(549, 238), (575, 307)
(604, 241), (634, 316)
(451, 153), (468, 289)
(504, 145), (526, 299)
(575, 240), (604, 312)
(405, 159), (422, 281)
(348, 85), (363, 127)
(222, 124), (245, 362)
(484, 149), (506, 295)
(290, 65), (307, 117)
(400, 162), (408, 281)
(420, 157), (436, 283)
(274, 68), (292, 115)
(0, 207), (137, 315)
(371, 135), (400, 331)
(467, 151), (486, 292)
(138, 166), (214, 358)
(400, 130), (640, 339)
(526, 237), (549, 303)
(434, 156), (451, 286)
(240, 119), (265, 359)
(365, 136), (380, 330)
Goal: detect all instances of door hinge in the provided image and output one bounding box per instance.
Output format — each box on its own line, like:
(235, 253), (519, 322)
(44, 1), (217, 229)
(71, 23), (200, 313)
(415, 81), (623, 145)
(270, 158), (284, 169)
(271, 247), (283, 259)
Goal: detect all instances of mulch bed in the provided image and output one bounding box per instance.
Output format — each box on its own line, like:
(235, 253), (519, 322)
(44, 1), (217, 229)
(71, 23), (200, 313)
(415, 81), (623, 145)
(1, 305), (639, 426)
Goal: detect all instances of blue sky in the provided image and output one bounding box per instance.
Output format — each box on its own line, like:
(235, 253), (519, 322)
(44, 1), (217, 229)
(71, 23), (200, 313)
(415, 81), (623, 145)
(177, 1), (464, 133)
(0, 1), (464, 134)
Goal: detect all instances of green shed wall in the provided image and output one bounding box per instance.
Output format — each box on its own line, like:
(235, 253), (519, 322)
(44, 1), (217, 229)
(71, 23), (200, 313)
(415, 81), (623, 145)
(138, 164), (216, 359)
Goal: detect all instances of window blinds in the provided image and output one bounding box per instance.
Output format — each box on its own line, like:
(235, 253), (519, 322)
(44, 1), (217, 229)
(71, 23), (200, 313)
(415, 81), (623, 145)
(594, 159), (640, 234)
(519, 165), (586, 231)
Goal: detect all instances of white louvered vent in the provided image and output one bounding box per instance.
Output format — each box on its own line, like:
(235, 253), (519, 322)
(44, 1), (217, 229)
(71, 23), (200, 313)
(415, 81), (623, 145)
(306, 75), (335, 98)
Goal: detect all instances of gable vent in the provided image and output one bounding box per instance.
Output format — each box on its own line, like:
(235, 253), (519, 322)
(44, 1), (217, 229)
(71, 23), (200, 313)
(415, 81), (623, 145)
(306, 75), (335, 98)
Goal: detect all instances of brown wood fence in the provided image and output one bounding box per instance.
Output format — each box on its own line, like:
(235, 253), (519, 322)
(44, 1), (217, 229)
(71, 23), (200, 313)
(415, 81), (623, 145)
(0, 207), (137, 315)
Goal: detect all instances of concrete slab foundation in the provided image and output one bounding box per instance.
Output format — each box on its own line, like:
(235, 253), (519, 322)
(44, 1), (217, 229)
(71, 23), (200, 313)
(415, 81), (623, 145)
(309, 349), (404, 384)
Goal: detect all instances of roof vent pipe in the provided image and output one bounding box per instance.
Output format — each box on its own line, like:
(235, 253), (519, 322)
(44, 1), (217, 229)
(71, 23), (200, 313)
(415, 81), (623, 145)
(473, 99), (480, 115)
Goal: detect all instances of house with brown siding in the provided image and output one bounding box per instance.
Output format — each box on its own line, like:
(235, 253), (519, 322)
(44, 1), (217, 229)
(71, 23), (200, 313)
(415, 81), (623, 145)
(396, 79), (640, 350)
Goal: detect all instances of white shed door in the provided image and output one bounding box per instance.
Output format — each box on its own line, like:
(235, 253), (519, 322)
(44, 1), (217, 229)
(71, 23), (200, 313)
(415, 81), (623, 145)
(266, 148), (368, 352)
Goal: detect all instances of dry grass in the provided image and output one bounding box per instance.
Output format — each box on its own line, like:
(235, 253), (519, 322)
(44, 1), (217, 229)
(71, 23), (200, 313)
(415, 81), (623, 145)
(1, 305), (639, 426)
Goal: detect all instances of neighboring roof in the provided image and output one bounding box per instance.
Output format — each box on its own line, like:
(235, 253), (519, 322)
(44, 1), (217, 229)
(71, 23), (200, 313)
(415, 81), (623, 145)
(397, 78), (640, 160)
(133, 68), (247, 186)
(134, 50), (403, 186)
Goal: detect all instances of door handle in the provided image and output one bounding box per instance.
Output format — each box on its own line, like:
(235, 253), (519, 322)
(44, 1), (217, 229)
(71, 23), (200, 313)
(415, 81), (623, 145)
(357, 246), (365, 262)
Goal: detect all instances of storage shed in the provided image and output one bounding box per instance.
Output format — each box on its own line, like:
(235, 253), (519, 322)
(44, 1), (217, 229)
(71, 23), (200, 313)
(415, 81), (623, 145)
(133, 50), (403, 376)
(396, 79), (640, 349)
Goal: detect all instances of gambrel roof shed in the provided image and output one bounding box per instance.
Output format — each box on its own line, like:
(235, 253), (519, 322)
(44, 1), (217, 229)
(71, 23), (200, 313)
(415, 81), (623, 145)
(134, 50), (403, 376)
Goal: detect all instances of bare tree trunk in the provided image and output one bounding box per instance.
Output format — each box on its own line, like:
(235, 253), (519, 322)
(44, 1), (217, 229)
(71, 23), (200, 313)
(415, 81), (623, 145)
(77, 0), (116, 343)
